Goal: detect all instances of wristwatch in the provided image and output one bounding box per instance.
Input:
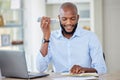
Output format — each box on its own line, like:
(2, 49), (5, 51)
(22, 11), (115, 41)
(42, 39), (50, 43)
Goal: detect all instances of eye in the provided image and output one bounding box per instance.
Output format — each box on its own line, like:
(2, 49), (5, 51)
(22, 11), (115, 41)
(71, 17), (76, 21)
(62, 18), (67, 21)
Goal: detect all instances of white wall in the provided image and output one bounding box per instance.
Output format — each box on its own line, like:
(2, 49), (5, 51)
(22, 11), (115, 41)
(23, 0), (45, 72)
(94, 0), (103, 45)
(103, 0), (120, 73)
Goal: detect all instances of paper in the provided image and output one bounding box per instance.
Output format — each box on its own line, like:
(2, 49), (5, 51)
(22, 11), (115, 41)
(53, 76), (98, 80)
(61, 72), (99, 77)
(53, 73), (99, 80)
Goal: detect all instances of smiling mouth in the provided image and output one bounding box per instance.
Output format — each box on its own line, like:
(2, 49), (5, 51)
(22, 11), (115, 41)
(65, 26), (74, 30)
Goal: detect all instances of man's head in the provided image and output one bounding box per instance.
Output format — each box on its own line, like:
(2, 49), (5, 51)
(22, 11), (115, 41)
(58, 2), (79, 35)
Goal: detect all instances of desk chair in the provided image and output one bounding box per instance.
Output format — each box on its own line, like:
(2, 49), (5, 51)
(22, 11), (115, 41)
(103, 52), (105, 60)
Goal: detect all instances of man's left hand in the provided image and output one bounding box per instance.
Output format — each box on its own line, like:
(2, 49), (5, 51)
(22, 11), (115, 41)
(70, 65), (85, 74)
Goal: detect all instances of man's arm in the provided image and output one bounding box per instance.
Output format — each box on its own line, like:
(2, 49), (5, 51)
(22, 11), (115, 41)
(89, 33), (107, 74)
(36, 17), (51, 72)
(40, 42), (49, 57)
(40, 17), (51, 57)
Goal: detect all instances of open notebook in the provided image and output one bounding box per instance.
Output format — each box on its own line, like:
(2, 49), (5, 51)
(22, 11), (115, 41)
(0, 50), (49, 79)
(61, 72), (99, 77)
(52, 72), (99, 80)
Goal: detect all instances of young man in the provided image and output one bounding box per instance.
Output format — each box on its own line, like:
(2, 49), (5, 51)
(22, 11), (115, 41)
(36, 2), (107, 74)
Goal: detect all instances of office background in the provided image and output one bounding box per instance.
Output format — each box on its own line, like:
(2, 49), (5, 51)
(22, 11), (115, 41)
(0, 0), (120, 73)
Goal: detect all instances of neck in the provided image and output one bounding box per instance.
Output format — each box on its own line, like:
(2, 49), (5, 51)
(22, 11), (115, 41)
(62, 32), (73, 39)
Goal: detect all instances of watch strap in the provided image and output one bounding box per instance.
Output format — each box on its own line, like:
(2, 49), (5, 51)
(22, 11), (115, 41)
(42, 39), (50, 43)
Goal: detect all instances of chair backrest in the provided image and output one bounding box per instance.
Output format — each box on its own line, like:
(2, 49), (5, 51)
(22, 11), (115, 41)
(103, 52), (105, 60)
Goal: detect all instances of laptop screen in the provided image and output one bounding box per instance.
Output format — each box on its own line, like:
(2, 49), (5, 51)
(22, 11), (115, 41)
(0, 50), (49, 79)
(0, 50), (29, 78)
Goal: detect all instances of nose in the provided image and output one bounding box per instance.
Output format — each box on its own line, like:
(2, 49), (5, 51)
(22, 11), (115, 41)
(66, 19), (71, 25)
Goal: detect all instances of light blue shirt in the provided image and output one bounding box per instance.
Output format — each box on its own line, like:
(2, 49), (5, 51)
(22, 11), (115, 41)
(36, 26), (107, 74)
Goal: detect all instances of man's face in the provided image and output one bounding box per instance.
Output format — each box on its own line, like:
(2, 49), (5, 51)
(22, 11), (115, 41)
(58, 7), (79, 34)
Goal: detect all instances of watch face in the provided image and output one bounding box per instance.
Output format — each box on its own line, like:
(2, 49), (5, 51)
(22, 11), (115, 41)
(42, 39), (49, 43)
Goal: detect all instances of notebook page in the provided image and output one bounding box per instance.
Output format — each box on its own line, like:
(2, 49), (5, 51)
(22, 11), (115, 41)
(61, 72), (99, 77)
(53, 76), (98, 80)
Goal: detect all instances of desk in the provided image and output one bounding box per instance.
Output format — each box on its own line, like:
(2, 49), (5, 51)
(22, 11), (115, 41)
(1, 72), (120, 80)
(99, 71), (120, 80)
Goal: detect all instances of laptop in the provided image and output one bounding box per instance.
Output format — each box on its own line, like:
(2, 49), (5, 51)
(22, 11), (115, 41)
(0, 50), (49, 79)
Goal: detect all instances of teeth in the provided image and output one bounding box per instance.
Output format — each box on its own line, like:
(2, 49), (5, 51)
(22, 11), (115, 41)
(66, 26), (72, 29)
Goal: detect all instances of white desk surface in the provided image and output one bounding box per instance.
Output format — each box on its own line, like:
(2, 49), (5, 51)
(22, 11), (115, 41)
(0, 72), (120, 80)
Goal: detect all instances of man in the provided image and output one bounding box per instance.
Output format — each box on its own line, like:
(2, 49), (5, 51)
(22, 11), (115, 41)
(36, 2), (107, 74)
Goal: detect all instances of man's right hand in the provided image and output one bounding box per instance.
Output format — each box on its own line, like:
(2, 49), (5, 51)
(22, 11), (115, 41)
(40, 16), (51, 40)
(40, 16), (51, 57)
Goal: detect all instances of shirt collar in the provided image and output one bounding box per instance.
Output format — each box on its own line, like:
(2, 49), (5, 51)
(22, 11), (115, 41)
(72, 26), (82, 38)
(57, 28), (63, 39)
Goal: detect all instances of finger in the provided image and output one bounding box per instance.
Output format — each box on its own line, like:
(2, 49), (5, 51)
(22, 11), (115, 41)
(41, 17), (49, 28)
(73, 65), (82, 74)
(78, 69), (81, 74)
(44, 17), (50, 25)
(75, 67), (79, 74)
(70, 68), (74, 73)
(41, 17), (46, 27)
(70, 65), (76, 73)
(70, 67), (76, 74)
(71, 68), (78, 74)
(41, 16), (46, 24)
(47, 18), (51, 24)
(43, 17), (48, 24)
(71, 69), (76, 74)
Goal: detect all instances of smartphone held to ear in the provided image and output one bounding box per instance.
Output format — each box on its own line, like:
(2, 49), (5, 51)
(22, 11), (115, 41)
(37, 17), (58, 24)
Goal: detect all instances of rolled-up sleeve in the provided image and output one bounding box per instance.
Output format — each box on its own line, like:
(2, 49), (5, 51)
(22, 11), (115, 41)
(89, 33), (107, 74)
(36, 50), (51, 72)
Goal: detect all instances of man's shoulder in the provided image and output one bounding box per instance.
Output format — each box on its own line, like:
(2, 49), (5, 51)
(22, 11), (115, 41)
(79, 27), (95, 36)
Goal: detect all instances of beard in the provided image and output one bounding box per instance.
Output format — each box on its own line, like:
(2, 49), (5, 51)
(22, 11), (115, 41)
(60, 22), (78, 35)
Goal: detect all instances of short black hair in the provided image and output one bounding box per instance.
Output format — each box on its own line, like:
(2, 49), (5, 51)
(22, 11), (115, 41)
(59, 2), (78, 14)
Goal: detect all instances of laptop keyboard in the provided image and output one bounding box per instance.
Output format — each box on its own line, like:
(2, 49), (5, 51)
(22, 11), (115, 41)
(28, 72), (49, 78)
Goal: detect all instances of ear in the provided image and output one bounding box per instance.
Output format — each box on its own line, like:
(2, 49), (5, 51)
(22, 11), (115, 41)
(77, 15), (79, 22)
(58, 15), (60, 20)
(77, 15), (80, 20)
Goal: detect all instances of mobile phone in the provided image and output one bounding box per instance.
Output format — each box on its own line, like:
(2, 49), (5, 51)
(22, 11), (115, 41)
(37, 17), (58, 24)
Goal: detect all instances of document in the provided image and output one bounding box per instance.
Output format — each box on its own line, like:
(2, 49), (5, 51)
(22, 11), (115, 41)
(53, 72), (99, 80)
(53, 76), (98, 80)
(53, 73), (99, 80)
(61, 72), (99, 77)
